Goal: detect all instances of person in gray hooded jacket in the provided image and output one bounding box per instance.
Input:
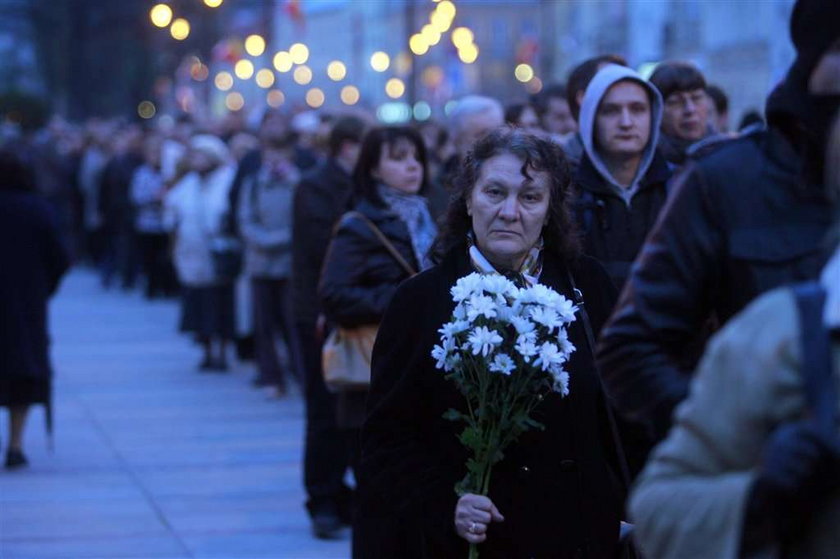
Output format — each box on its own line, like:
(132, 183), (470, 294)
(573, 64), (672, 290)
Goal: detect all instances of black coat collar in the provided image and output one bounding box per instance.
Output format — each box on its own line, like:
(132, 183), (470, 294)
(575, 150), (671, 198)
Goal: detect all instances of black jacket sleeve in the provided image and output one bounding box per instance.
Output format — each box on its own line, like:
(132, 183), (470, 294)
(596, 163), (725, 440)
(319, 218), (401, 328)
(357, 274), (460, 553)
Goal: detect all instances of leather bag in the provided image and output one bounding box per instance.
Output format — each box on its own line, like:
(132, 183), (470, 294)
(322, 211), (417, 392)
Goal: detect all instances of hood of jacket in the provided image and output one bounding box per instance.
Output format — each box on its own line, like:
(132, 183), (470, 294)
(578, 64), (664, 202)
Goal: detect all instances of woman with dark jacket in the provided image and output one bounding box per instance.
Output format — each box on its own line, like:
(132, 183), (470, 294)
(318, 126), (437, 510)
(355, 129), (626, 558)
(0, 147), (70, 469)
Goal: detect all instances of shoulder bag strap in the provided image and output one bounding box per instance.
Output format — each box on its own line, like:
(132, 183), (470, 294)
(566, 267), (632, 490)
(793, 282), (837, 437)
(343, 211), (417, 277)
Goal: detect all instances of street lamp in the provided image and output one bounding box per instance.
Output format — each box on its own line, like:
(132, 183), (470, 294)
(370, 51), (390, 72)
(245, 35), (266, 57)
(150, 4), (173, 28)
(293, 65), (313, 85)
(306, 88), (325, 108)
(234, 60), (255, 80)
(204, 0), (223, 7)
(255, 69), (275, 88)
(289, 43), (309, 65)
(386, 78), (406, 99)
(327, 61), (347, 81)
(341, 85), (360, 105)
(273, 51), (293, 73)
(170, 18), (190, 40)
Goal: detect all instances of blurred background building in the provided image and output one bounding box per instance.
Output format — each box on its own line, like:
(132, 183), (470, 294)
(0, 0), (796, 131)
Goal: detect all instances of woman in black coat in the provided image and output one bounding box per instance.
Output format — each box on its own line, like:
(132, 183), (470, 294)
(355, 129), (625, 558)
(0, 147), (70, 469)
(318, 126), (438, 535)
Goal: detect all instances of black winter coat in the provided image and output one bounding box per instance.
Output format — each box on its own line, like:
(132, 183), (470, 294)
(319, 199), (418, 329)
(0, 191), (69, 383)
(291, 159), (355, 326)
(573, 151), (671, 289)
(597, 127), (835, 440)
(355, 247), (623, 559)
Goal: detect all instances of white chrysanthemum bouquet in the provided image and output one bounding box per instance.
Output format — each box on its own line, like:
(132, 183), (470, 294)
(432, 272), (578, 543)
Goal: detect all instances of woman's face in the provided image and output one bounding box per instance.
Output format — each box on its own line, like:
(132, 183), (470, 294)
(372, 137), (423, 194)
(467, 152), (550, 270)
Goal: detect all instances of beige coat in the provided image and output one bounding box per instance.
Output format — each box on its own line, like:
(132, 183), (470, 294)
(629, 284), (840, 559)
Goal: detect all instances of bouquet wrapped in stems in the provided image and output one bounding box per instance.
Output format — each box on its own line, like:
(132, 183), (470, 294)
(431, 272), (578, 558)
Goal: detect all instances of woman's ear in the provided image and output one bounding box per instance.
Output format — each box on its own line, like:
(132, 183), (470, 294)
(465, 198), (472, 217)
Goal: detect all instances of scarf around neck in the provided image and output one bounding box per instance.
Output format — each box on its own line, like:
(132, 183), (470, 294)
(377, 183), (438, 270)
(467, 231), (544, 287)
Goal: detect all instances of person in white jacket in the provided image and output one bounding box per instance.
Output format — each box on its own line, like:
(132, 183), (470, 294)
(165, 134), (236, 371)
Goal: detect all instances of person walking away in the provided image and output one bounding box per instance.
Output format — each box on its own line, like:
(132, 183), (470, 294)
(0, 147), (70, 469)
(629, 112), (840, 558)
(318, 126), (437, 547)
(164, 135), (237, 371)
(237, 134), (303, 395)
(597, 0), (840, 446)
(573, 64), (672, 291)
(292, 115), (367, 538)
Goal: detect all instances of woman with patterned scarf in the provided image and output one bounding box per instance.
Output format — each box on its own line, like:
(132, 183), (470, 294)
(318, 126), (437, 534)
(352, 128), (634, 558)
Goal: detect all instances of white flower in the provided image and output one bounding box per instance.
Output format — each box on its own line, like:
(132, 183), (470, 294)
(516, 331), (537, 348)
(453, 303), (467, 321)
(556, 328), (575, 355)
(466, 294), (497, 322)
(489, 353), (515, 376)
(451, 273), (484, 303)
(510, 315), (536, 335)
(468, 326), (503, 357)
(552, 370), (570, 396)
(438, 320), (470, 339)
(554, 297), (578, 323)
(530, 307), (561, 329)
(431, 344), (448, 369)
(533, 342), (565, 371)
(481, 274), (517, 296)
(515, 338), (538, 362)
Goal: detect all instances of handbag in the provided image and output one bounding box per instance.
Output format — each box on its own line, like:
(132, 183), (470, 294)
(209, 234), (243, 283)
(322, 211), (417, 392)
(566, 269), (643, 559)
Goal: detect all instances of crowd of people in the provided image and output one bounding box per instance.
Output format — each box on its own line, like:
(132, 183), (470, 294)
(1, 0), (838, 556)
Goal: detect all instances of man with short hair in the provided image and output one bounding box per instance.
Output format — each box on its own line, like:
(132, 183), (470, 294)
(432, 96), (504, 218)
(292, 115), (368, 539)
(649, 61), (714, 165)
(533, 83), (577, 138)
(574, 64), (671, 291)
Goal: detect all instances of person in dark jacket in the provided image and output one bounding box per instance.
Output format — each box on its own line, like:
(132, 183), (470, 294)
(574, 64), (671, 290)
(319, 126), (437, 544)
(98, 124), (144, 289)
(292, 115), (367, 539)
(597, 0), (840, 444)
(355, 129), (625, 558)
(0, 147), (70, 469)
(648, 61), (714, 167)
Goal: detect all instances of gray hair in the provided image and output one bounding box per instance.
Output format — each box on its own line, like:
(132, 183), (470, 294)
(448, 95), (504, 136)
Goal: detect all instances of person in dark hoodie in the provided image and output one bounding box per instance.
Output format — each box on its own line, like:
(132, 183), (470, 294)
(597, 0), (840, 446)
(574, 64), (671, 291)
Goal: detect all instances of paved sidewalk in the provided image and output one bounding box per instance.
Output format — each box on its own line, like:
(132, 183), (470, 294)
(0, 271), (351, 559)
